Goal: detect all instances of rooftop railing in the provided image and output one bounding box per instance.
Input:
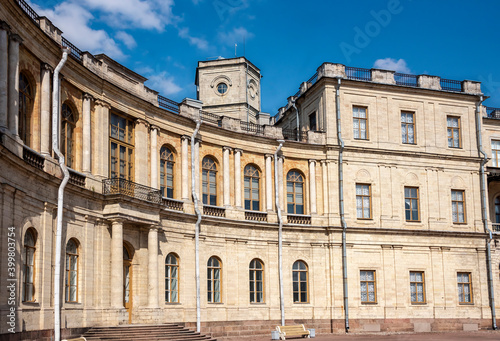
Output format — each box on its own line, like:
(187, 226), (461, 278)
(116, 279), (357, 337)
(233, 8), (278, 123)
(346, 66), (372, 81)
(23, 145), (44, 171)
(102, 178), (162, 204)
(395, 72), (418, 87)
(240, 121), (264, 135)
(440, 78), (462, 92)
(200, 110), (222, 127)
(16, 0), (40, 26)
(486, 107), (500, 119)
(282, 128), (308, 142)
(158, 95), (180, 114)
(62, 37), (83, 62)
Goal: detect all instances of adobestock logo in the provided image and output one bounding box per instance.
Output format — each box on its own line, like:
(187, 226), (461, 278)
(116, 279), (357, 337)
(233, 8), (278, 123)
(340, 0), (409, 62)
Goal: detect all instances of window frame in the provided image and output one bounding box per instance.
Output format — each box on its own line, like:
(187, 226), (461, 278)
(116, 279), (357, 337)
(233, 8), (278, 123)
(19, 71), (33, 145)
(404, 186), (420, 222)
(202, 156), (218, 206)
(409, 271), (426, 304)
(65, 239), (79, 303)
(23, 228), (36, 303)
(160, 146), (175, 198)
(249, 259), (264, 304)
(286, 170), (305, 215)
(244, 164), (261, 211)
(457, 272), (473, 305)
(207, 256), (222, 303)
(451, 189), (466, 224)
(356, 183), (372, 219)
(360, 270), (377, 304)
(495, 196), (500, 224)
(61, 102), (77, 169)
(292, 260), (309, 304)
(492, 140), (500, 167)
(353, 106), (368, 140)
(401, 111), (415, 144)
(109, 112), (135, 181)
(447, 116), (461, 149)
(165, 253), (179, 303)
(309, 112), (317, 131)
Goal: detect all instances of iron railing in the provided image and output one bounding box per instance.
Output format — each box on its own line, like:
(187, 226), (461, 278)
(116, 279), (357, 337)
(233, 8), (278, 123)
(346, 66), (372, 81)
(200, 110), (222, 126)
(102, 178), (162, 204)
(158, 95), (180, 114)
(395, 73), (418, 87)
(486, 107), (500, 119)
(162, 197), (184, 211)
(68, 168), (86, 187)
(282, 128), (308, 142)
(240, 121), (264, 134)
(287, 214), (311, 225)
(61, 37), (83, 62)
(440, 78), (462, 92)
(245, 211), (267, 222)
(307, 71), (319, 85)
(23, 145), (44, 170)
(15, 0), (40, 26)
(492, 223), (500, 232)
(203, 205), (226, 217)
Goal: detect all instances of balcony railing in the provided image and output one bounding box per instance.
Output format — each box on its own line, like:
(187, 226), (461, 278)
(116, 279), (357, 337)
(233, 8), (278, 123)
(61, 37), (83, 62)
(162, 197), (184, 211)
(15, 0), (40, 26)
(440, 78), (462, 92)
(395, 73), (418, 87)
(240, 121), (264, 135)
(68, 168), (86, 187)
(486, 107), (500, 119)
(346, 66), (372, 81)
(102, 178), (162, 204)
(23, 145), (44, 171)
(158, 95), (180, 114)
(203, 205), (226, 217)
(287, 214), (311, 225)
(282, 129), (308, 142)
(200, 110), (222, 127)
(492, 223), (500, 233)
(245, 211), (268, 222)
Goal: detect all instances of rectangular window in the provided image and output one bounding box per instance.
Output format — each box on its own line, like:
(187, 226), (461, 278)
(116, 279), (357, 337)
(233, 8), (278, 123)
(309, 112), (317, 131)
(457, 272), (473, 304)
(410, 271), (425, 304)
(404, 187), (420, 221)
(401, 111), (415, 144)
(451, 190), (466, 223)
(492, 140), (500, 167)
(447, 116), (461, 148)
(360, 270), (376, 303)
(353, 106), (368, 140)
(110, 113), (134, 180)
(356, 184), (371, 219)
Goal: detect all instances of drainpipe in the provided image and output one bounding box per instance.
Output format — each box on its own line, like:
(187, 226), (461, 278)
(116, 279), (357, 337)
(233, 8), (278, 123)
(291, 99), (299, 141)
(476, 96), (497, 330)
(274, 139), (285, 326)
(52, 47), (70, 341)
(336, 78), (349, 332)
(191, 118), (202, 333)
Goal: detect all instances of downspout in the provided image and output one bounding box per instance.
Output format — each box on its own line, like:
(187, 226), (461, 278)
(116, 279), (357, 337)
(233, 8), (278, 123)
(336, 78), (349, 332)
(274, 139), (285, 326)
(52, 47), (70, 341)
(191, 118), (202, 333)
(291, 99), (299, 141)
(476, 96), (497, 330)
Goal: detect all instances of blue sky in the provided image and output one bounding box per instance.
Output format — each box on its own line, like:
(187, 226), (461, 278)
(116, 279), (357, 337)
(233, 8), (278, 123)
(29, 0), (500, 113)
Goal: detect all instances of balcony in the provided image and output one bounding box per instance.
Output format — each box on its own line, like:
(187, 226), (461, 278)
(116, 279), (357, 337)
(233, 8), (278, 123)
(23, 145), (45, 171)
(492, 224), (500, 233)
(287, 214), (311, 225)
(162, 197), (184, 211)
(102, 178), (162, 204)
(245, 211), (268, 222)
(68, 168), (86, 187)
(203, 205), (226, 217)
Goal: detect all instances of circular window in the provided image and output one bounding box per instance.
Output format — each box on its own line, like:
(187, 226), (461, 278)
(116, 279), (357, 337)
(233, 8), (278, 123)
(217, 83), (228, 95)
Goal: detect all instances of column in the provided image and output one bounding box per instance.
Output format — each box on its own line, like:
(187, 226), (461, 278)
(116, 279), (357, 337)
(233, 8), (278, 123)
(134, 118), (149, 186)
(309, 159), (317, 214)
(110, 220), (124, 308)
(40, 64), (53, 155)
(321, 160), (329, 215)
(265, 154), (273, 211)
(223, 147), (232, 207)
(93, 100), (110, 178)
(234, 149), (242, 208)
(278, 155), (285, 211)
(150, 125), (159, 189)
(148, 227), (159, 308)
(82, 93), (93, 171)
(0, 22), (10, 131)
(181, 135), (190, 200)
(194, 138), (200, 200)
(8, 34), (22, 136)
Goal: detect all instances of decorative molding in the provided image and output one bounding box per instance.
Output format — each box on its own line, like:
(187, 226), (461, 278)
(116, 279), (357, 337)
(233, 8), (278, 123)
(41, 63), (53, 73)
(83, 92), (94, 101)
(0, 21), (11, 32)
(94, 99), (111, 109)
(210, 74), (232, 88)
(135, 118), (150, 128)
(223, 146), (233, 153)
(9, 33), (23, 43)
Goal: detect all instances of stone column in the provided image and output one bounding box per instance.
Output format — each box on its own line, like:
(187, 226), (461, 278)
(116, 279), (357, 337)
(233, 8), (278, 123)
(8, 34), (22, 136)
(265, 154), (273, 211)
(309, 159), (317, 214)
(0, 22), (10, 131)
(134, 118), (149, 186)
(181, 135), (190, 200)
(150, 125), (159, 189)
(223, 147), (232, 207)
(321, 160), (329, 215)
(82, 93), (93, 172)
(194, 139), (201, 200)
(148, 227), (159, 308)
(110, 220), (124, 308)
(278, 155), (285, 211)
(93, 100), (110, 178)
(234, 149), (242, 208)
(40, 64), (53, 155)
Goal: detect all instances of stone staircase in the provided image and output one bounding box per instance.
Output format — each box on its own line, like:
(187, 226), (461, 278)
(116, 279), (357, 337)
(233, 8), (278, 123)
(81, 324), (217, 341)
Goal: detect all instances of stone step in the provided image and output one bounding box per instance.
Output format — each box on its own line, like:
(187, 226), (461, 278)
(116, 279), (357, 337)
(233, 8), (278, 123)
(81, 324), (216, 341)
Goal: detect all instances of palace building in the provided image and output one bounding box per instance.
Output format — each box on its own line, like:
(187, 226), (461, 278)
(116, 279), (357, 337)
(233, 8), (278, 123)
(1, 0), (500, 339)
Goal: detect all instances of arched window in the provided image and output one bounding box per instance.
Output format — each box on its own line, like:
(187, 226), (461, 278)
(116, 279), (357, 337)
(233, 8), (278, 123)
(244, 165), (260, 211)
(287, 171), (304, 214)
(160, 146), (175, 198)
(165, 253), (179, 303)
(23, 228), (36, 302)
(202, 157), (217, 206)
(19, 72), (33, 144)
(249, 259), (264, 303)
(292, 260), (308, 303)
(65, 239), (79, 302)
(207, 256), (221, 303)
(495, 196), (500, 223)
(62, 102), (77, 168)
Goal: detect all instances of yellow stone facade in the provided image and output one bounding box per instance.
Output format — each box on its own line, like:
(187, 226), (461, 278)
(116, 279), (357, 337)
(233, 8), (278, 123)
(1, 1), (500, 339)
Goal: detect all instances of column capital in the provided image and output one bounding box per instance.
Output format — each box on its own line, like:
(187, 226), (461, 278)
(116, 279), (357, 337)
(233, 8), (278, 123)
(148, 225), (160, 232)
(95, 99), (111, 109)
(181, 135), (191, 142)
(264, 154), (274, 159)
(277, 154), (285, 161)
(223, 146), (233, 153)
(83, 92), (94, 101)
(135, 118), (150, 128)
(109, 218), (126, 225)
(0, 21), (11, 32)
(320, 159), (328, 165)
(41, 63), (53, 73)
(150, 124), (160, 132)
(9, 33), (23, 43)
(308, 159), (317, 164)
(234, 148), (243, 154)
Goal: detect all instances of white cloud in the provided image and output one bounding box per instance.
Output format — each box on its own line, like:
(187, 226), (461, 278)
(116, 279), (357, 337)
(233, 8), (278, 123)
(373, 58), (411, 73)
(178, 28), (209, 50)
(218, 27), (254, 45)
(115, 31), (137, 49)
(146, 71), (182, 95)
